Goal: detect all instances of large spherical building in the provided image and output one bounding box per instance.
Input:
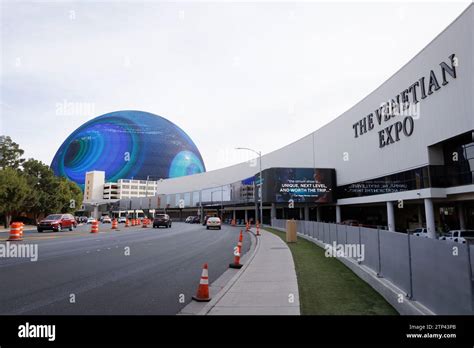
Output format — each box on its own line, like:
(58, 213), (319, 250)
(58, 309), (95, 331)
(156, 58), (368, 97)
(51, 110), (205, 187)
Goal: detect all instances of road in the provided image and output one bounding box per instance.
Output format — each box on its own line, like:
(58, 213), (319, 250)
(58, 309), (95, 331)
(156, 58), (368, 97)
(0, 222), (251, 314)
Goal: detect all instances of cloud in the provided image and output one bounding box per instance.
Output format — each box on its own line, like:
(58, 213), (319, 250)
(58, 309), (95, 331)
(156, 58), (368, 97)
(1, 1), (470, 171)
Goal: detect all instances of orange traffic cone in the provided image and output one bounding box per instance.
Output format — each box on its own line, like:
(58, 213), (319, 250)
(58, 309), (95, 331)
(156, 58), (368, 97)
(142, 218), (148, 228)
(125, 219), (129, 227)
(229, 231), (243, 269)
(245, 221), (249, 232)
(8, 222), (23, 241)
(90, 220), (99, 234)
(192, 263), (211, 302)
(111, 219), (118, 230)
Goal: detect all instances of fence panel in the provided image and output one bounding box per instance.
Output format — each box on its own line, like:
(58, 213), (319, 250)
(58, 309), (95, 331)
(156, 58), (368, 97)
(303, 221), (308, 236)
(410, 237), (473, 314)
(379, 230), (411, 295)
(326, 223), (331, 244)
(359, 227), (380, 272)
(336, 224), (346, 245)
(323, 223), (329, 244)
(329, 224), (338, 246)
(346, 226), (361, 261)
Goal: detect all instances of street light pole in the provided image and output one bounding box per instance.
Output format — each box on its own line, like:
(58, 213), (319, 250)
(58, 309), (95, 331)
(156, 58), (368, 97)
(236, 147), (263, 225)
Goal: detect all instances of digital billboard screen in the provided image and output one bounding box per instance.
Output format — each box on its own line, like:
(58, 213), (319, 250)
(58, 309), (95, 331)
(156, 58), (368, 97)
(262, 167), (335, 203)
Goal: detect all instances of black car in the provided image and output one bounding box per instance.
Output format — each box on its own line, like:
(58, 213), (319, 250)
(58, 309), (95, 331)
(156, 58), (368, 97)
(192, 216), (201, 224)
(153, 214), (172, 228)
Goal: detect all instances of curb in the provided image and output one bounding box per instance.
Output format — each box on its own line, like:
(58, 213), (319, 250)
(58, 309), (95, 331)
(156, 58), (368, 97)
(179, 227), (260, 315)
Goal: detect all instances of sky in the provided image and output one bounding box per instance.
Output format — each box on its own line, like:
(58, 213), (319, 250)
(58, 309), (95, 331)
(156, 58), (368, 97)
(0, 0), (471, 172)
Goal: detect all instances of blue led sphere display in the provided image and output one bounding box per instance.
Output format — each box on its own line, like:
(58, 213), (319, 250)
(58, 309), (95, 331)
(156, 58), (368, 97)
(51, 110), (205, 187)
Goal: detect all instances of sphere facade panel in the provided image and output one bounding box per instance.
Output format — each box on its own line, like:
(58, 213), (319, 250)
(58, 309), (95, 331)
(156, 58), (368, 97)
(51, 110), (206, 187)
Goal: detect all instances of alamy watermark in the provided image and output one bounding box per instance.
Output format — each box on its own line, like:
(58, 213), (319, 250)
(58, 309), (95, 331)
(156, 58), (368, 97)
(55, 99), (95, 117)
(0, 242), (38, 262)
(324, 241), (365, 262)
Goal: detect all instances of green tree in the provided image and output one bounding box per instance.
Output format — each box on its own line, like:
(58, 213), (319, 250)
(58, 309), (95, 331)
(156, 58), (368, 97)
(0, 136), (25, 170)
(21, 158), (84, 217)
(0, 140), (84, 224)
(0, 167), (30, 227)
(22, 159), (56, 220)
(56, 177), (83, 213)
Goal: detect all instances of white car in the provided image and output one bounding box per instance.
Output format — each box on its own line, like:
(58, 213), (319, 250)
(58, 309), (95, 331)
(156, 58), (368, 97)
(101, 216), (112, 223)
(206, 217), (221, 230)
(118, 217), (127, 223)
(87, 217), (96, 224)
(439, 230), (474, 244)
(412, 228), (428, 237)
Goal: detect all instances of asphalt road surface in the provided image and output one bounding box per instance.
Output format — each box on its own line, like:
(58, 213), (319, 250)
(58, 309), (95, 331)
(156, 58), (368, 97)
(0, 222), (251, 314)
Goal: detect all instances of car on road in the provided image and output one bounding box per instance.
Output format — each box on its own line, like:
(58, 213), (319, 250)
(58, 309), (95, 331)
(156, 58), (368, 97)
(37, 214), (77, 232)
(439, 230), (474, 244)
(101, 216), (112, 223)
(87, 217), (96, 224)
(118, 216), (127, 223)
(185, 216), (194, 223)
(153, 214), (172, 228)
(411, 228), (429, 237)
(206, 217), (221, 230)
(191, 216), (201, 224)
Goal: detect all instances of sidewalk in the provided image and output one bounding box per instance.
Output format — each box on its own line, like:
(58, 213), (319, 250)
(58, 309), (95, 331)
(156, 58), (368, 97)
(206, 228), (300, 315)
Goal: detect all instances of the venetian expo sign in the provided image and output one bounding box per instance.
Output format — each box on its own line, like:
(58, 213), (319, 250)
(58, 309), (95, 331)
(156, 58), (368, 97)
(352, 54), (458, 148)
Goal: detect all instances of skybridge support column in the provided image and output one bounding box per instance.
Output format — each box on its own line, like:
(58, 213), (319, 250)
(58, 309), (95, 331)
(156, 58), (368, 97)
(316, 206), (322, 222)
(304, 206), (310, 221)
(387, 201), (395, 232)
(336, 205), (341, 223)
(424, 198), (436, 239)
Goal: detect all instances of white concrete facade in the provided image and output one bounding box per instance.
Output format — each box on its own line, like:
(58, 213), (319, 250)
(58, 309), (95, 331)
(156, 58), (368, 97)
(84, 171), (105, 202)
(85, 174), (159, 202)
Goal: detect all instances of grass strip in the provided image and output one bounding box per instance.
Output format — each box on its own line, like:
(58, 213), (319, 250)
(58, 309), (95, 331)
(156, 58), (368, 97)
(265, 227), (398, 315)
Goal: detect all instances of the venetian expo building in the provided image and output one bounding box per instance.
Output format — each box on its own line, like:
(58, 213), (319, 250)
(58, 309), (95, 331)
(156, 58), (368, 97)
(126, 5), (473, 237)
